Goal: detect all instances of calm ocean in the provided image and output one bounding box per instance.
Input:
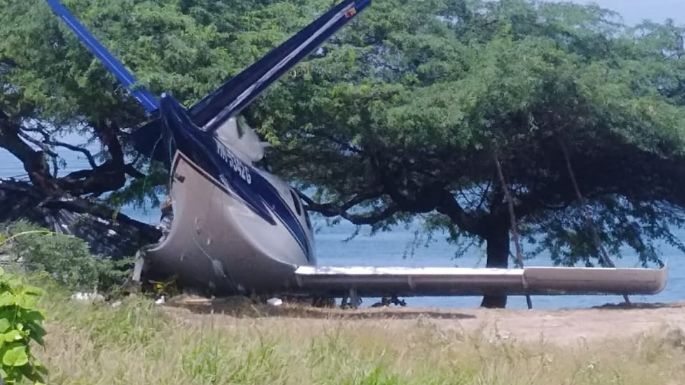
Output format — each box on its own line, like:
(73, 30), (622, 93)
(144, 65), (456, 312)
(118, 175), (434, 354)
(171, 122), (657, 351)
(1, 148), (683, 309)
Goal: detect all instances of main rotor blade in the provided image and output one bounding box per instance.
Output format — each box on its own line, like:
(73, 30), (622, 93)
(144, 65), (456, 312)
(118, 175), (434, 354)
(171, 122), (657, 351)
(189, 0), (371, 132)
(45, 0), (159, 114)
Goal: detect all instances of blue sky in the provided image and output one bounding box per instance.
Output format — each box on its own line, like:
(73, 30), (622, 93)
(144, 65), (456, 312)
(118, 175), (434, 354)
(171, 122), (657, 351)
(568, 0), (684, 24)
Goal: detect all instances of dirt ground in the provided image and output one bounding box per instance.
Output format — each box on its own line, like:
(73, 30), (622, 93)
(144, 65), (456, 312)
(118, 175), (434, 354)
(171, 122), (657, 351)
(165, 296), (685, 345)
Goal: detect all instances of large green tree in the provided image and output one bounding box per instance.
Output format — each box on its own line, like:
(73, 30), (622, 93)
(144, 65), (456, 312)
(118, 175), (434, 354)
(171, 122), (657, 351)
(2, 0), (685, 306)
(0, 0), (320, 254)
(0, 0), (312, 199)
(252, 0), (685, 306)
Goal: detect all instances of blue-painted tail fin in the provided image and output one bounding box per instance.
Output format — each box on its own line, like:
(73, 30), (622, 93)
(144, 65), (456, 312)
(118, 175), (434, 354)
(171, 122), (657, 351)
(46, 0), (159, 114)
(189, 0), (371, 132)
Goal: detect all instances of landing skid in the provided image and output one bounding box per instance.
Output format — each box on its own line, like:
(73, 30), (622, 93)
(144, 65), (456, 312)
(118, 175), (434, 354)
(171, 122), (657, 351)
(293, 266), (667, 298)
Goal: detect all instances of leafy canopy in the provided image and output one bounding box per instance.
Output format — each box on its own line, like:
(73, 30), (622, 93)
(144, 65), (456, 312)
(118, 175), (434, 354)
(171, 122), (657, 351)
(1, 0), (685, 268)
(2, 221), (132, 293)
(251, 0), (685, 266)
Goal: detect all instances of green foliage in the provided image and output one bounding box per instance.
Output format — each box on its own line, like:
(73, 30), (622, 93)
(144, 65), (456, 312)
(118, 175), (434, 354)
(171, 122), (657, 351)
(0, 269), (46, 384)
(2, 0), (685, 268)
(527, 199), (685, 267)
(250, 0), (685, 266)
(0, 0), (318, 125)
(2, 221), (131, 293)
(257, 0), (685, 179)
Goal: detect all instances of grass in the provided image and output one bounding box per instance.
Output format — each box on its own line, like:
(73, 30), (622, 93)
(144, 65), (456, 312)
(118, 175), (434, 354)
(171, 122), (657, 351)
(27, 281), (685, 385)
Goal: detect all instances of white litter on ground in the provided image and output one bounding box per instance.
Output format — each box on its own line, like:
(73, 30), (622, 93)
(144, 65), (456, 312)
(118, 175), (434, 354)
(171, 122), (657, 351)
(266, 297), (283, 307)
(70, 292), (105, 303)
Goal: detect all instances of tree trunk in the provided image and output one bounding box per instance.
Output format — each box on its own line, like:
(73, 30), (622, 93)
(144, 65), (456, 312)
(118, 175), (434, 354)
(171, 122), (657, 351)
(481, 220), (510, 308)
(0, 113), (60, 194)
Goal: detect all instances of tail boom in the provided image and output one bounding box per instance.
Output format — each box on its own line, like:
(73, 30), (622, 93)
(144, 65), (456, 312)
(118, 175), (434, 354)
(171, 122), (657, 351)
(293, 266), (667, 297)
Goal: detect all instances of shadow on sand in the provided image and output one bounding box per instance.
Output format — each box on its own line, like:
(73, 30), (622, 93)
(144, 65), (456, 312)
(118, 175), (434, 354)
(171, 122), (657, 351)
(593, 301), (685, 310)
(164, 295), (685, 319)
(165, 295), (477, 320)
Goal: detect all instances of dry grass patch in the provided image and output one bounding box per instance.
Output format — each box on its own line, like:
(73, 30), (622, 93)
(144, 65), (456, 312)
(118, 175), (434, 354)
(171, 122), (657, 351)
(31, 289), (685, 385)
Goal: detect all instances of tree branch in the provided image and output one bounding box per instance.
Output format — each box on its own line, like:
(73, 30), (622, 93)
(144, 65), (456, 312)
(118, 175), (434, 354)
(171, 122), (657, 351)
(341, 205), (400, 225)
(20, 132), (62, 176)
(124, 163), (145, 179)
(17, 131), (58, 158)
(435, 189), (487, 237)
(308, 129), (364, 155)
(0, 112), (60, 194)
(19, 124), (99, 174)
(44, 139), (98, 169)
(299, 191), (400, 225)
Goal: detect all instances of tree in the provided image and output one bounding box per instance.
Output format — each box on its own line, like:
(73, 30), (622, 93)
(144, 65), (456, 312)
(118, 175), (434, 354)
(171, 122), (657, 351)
(0, 0), (345, 201)
(250, 0), (685, 307)
(0, 0), (322, 255)
(2, 0), (685, 307)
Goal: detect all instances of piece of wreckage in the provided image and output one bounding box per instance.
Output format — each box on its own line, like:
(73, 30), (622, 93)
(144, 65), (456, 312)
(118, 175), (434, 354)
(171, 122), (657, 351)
(46, 0), (666, 306)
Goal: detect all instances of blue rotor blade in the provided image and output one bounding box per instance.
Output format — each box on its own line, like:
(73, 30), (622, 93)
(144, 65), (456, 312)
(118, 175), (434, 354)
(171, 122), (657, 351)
(189, 0), (371, 132)
(45, 0), (159, 114)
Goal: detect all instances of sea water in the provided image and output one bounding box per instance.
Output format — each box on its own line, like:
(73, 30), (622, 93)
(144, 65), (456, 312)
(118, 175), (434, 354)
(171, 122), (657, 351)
(1, 148), (683, 309)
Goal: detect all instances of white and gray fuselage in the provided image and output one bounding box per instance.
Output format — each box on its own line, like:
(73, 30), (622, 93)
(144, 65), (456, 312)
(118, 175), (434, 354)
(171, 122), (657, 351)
(143, 116), (315, 295)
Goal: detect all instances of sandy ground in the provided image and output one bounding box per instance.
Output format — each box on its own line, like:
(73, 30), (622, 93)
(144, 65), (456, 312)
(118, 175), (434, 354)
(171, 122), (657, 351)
(165, 297), (685, 345)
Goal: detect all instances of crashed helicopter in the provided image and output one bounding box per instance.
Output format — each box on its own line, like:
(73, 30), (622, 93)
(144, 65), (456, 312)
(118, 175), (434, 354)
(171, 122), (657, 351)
(45, 0), (666, 306)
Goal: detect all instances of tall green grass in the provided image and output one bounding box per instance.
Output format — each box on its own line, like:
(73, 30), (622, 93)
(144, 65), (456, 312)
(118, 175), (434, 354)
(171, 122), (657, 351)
(32, 284), (685, 385)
